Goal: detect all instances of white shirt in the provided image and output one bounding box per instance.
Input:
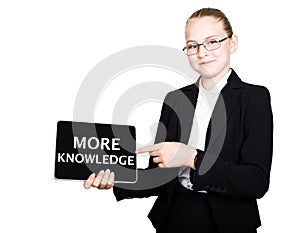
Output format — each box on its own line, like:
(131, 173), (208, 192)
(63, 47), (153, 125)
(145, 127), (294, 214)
(178, 69), (232, 192)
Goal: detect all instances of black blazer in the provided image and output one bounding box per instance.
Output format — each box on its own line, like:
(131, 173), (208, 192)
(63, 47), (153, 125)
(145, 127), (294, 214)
(113, 69), (273, 232)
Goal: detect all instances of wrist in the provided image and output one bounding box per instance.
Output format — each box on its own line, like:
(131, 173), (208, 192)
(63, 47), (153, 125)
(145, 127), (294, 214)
(188, 148), (198, 170)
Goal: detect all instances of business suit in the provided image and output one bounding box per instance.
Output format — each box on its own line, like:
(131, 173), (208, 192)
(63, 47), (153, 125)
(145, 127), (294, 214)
(113, 69), (273, 233)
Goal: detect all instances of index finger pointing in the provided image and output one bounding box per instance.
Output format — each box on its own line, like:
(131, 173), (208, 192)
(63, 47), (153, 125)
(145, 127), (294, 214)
(135, 143), (163, 153)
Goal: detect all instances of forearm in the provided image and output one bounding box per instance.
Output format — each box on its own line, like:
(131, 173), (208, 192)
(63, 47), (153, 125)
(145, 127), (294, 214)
(191, 150), (271, 198)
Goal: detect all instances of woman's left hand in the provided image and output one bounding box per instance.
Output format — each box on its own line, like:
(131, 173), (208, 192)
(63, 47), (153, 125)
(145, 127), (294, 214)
(136, 142), (197, 169)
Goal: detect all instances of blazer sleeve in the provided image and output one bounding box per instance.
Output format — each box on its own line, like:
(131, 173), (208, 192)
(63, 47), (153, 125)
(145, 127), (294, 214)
(191, 86), (273, 199)
(113, 92), (174, 201)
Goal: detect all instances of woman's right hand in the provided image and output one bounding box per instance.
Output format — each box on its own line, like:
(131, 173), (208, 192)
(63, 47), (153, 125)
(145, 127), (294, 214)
(83, 169), (115, 189)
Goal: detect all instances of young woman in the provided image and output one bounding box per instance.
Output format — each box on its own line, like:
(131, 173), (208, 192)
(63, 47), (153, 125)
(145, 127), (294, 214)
(84, 8), (273, 233)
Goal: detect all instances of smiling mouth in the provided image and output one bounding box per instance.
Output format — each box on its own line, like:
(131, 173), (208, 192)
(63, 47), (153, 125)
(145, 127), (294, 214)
(199, 60), (214, 65)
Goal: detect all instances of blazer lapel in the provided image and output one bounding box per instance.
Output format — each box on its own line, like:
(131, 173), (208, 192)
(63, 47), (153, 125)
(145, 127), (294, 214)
(174, 69), (244, 148)
(199, 70), (244, 175)
(176, 69), (244, 149)
(220, 69), (245, 122)
(208, 70), (244, 146)
(175, 78), (200, 144)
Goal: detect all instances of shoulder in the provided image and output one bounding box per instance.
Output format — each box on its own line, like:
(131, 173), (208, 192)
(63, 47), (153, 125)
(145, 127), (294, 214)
(167, 82), (196, 95)
(229, 69), (271, 100)
(240, 81), (271, 102)
(164, 82), (197, 102)
(236, 81), (272, 118)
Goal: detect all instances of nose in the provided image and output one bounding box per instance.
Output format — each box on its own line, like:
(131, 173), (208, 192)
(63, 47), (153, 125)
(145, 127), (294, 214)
(197, 44), (207, 58)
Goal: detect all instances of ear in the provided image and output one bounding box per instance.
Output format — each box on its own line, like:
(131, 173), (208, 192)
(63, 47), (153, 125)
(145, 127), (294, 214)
(229, 34), (238, 54)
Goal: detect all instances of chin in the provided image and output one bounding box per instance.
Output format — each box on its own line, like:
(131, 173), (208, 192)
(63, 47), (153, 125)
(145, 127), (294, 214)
(190, 62), (212, 75)
(194, 67), (217, 79)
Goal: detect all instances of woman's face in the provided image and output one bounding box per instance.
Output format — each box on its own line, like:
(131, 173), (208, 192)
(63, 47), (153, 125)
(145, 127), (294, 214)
(185, 16), (237, 81)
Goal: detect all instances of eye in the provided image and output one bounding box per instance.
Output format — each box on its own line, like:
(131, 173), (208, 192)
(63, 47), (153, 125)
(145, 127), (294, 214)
(206, 39), (218, 45)
(186, 44), (198, 50)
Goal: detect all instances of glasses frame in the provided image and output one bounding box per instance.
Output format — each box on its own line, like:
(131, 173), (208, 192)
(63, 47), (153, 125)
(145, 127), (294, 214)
(182, 37), (229, 55)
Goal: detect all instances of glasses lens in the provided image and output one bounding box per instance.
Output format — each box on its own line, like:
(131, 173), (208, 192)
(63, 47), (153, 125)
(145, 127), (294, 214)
(185, 44), (198, 55)
(204, 39), (220, 51)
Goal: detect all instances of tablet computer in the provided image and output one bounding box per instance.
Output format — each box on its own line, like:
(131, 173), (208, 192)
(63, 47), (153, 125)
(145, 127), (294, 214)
(55, 121), (137, 183)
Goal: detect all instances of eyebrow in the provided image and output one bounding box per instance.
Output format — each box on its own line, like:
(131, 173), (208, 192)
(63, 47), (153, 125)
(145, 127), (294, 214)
(186, 35), (220, 44)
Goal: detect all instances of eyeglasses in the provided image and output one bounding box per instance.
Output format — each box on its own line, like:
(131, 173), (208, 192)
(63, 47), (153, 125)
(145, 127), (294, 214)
(182, 37), (229, 55)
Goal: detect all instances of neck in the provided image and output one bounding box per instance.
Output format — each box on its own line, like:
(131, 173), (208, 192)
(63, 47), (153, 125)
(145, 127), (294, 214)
(201, 68), (230, 90)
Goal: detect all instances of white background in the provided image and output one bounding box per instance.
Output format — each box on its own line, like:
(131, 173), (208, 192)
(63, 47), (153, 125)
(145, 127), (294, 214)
(1, 0), (299, 232)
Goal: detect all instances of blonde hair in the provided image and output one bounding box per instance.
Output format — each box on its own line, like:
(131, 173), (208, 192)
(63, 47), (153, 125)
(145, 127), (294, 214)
(186, 8), (233, 37)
